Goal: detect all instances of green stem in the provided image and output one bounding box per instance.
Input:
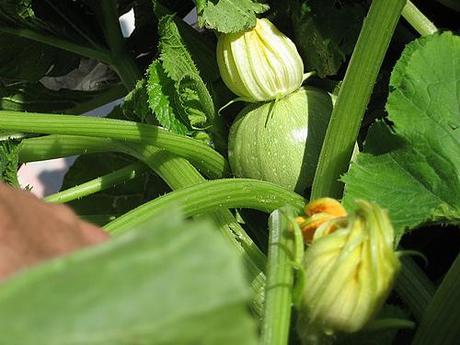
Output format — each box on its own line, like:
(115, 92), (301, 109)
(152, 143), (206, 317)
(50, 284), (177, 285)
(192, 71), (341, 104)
(105, 179), (305, 234)
(402, 1), (438, 36)
(0, 112), (230, 179)
(19, 135), (120, 163)
(395, 256), (435, 321)
(18, 135), (267, 316)
(44, 161), (147, 203)
(109, 146), (269, 317)
(99, 0), (127, 56)
(311, 0), (406, 199)
(98, 0), (142, 90)
(412, 253), (460, 345)
(261, 208), (297, 345)
(0, 27), (113, 65)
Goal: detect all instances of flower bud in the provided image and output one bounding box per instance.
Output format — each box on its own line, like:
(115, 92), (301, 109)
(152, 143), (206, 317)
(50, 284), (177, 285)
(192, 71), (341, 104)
(216, 18), (304, 102)
(305, 198), (347, 218)
(297, 198), (348, 243)
(297, 200), (400, 341)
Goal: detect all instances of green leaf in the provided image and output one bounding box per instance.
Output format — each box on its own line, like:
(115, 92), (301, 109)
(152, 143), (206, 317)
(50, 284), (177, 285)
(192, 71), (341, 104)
(157, 15), (201, 80)
(290, 0), (366, 77)
(177, 74), (215, 129)
(0, 210), (257, 344)
(196, 0), (269, 33)
(342, 32), (460, 241)
(0, 139), (20, 188)
(0, 0), (34, 24)
(147, 60), (190, 135)
(122, 79), (156, 124)
(0, 33), (79, 81)
(146, 14), (225, 146)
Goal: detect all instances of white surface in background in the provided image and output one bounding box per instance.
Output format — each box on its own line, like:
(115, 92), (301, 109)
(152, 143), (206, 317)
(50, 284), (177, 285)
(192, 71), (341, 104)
(120, 9), (135, 38)
(18, 7), (198, 198)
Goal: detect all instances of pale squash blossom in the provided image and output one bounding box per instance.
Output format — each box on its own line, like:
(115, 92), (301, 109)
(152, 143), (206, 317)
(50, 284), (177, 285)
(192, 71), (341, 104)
(216, 18), (304, 102)
(297, 200), (401, 341)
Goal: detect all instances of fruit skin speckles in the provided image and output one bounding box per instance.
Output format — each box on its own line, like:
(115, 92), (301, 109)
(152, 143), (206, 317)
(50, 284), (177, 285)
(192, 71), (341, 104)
(228, 87), (333, 193)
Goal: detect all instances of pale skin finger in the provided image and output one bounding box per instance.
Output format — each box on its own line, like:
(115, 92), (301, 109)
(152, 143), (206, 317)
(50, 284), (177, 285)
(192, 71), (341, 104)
(0, 183), (109, 280)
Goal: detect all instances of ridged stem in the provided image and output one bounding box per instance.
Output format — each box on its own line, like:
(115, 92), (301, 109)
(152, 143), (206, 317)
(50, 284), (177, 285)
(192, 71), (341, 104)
(412, 253), (460, 345)
(261, 208), (298, 345)
(0, 112), (229, 179)
(311, 0), (406, 199)
(105, 179), (305, 233)
(395, 256), (435, 321)
(44, 162), (147, 204)
(402, 1), (438, 36)
(19, 135), (268, 315)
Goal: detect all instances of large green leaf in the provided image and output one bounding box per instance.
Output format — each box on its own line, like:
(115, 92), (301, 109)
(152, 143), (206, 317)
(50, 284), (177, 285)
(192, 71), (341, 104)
(0, 211), (257, 344)
(196, 0), (269, 33)
(342, 32), (460, 241)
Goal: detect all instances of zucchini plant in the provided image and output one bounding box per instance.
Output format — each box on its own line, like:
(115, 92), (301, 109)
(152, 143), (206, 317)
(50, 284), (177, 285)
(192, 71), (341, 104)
(0, 0), (459, 344)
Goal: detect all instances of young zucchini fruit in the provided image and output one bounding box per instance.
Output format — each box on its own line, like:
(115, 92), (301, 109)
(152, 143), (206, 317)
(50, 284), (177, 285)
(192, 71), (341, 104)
(228, 87), (333, 193)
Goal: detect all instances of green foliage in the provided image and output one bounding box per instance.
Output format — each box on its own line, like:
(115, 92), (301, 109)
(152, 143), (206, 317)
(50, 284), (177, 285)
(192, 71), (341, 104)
(196, 0), (269, 33)
(0, 139), (20, 188)
(290, 0), (366, 77)
(0, 210), (257, 344)
(0, 34), (78, 82)
(147, 60), (190, 134)
(146, 14), (225, 147)
(0, 82), (121, 113)
(123, 79), (156, 124)
(0, 1), (459, 344)
(342, 32), (460, 241)
(0, 0), (34, 24)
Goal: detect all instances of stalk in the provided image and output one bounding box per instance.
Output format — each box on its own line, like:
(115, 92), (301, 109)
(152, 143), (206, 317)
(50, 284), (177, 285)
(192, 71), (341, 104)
(412, 253), (460, 345)
(45, 161), (147, 203)
(19, 135), (120, 163)
(261, 208), (298, 345)
(18, 135), (268, 315)
(402, 1), (438, 36)
(1, 112), (230, 179)
(98, 0), (142, 90)
(105, 179), (305, 234)
(0, 26), (113, 64)
(395, 256), (435, 321)
(311, 0), (406, 199)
